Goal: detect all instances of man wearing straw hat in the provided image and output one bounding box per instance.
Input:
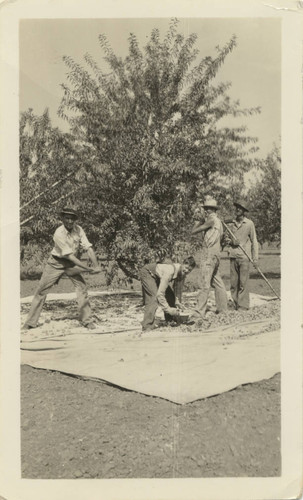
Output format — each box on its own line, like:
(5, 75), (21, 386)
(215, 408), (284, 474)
(225, 200), (259, 310)
(191, 197), (227, 319)
(22, 207), (102, 331)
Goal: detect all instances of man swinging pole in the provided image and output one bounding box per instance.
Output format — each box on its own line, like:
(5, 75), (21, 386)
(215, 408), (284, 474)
(22, 207), (102, 331)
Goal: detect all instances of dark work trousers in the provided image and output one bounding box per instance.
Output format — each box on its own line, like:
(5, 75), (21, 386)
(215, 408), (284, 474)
(230, 257), (250, 309)
(24, 256), (91, 327)
(140, 257), (181, 305)
(139, 265), (176, 330)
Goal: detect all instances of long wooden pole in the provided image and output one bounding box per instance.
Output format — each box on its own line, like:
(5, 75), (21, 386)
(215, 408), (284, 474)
(20, 172), (75, 211)
(222, 220), (281, 301)
(20, 187), (80, 226)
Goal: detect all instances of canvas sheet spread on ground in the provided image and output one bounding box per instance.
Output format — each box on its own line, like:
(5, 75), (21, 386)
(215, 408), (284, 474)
(21, 291), (280, 404)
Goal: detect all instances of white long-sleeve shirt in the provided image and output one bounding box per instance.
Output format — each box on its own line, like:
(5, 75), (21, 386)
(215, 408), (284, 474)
(227, 217), (259, 261)
(155, 263), (181, 314)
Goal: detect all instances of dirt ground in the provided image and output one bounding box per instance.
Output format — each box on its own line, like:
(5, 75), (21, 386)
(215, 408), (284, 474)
(20, 251), (281, 478)
(21, 367), (280, 479)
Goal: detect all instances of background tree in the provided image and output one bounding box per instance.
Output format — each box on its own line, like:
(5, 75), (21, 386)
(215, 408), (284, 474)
(21, 19), (261, 279)
(20, 108), (97, 248)
(247, 145), (281, 246)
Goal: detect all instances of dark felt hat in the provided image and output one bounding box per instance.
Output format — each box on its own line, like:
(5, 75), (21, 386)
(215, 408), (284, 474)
(233, 201), (249, 212)
(60, 207), (78, 218)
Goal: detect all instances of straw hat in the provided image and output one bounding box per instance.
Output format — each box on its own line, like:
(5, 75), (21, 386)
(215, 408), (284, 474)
(203, 198), (219, 210)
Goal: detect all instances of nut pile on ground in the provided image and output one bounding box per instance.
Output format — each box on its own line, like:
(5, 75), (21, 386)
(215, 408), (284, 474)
(21, 293), (280, 335)
(181, 300), (280, 332)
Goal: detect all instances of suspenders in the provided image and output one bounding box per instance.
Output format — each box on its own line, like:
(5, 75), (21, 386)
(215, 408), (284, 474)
(145, 262), (178, 281)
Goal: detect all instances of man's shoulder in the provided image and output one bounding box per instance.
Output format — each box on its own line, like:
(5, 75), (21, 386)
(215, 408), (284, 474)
(208, 213), (221, 227)
(158, 262), (174, 270)
(157, 262), (175, 274)
(206, 213), (216, 224)
(54, 224), (84, 236)
(54, 224), (65, 236)
(71, 224), (85, 234)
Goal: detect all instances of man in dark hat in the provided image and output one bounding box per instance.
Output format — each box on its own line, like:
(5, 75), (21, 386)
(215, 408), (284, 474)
(225, 201), (259, 310)
(191, 197), (227, 319)
(22, 207), (102, 331)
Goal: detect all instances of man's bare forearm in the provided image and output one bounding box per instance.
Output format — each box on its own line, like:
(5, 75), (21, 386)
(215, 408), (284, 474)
(87, 247), (99, 267)
(65, 254), (92, 271)
(192, 220), (213, 235)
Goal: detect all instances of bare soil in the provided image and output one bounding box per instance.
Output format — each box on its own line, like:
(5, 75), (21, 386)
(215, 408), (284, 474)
(20, 251), (281, 478)
(21, 366), (280, 479)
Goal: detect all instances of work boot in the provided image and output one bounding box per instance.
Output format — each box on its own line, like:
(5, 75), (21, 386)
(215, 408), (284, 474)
(142, 324), (157, 332)
(21, 324), (35, 332)
(81, 321), (98, 330)
(227, 299), (237, 310)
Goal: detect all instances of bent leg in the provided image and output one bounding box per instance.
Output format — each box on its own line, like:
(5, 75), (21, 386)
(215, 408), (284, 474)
(139, 268), (159, 330)
(24, 264), (64, 327)
(237, 259), (250, 309)
(230, 258), (239, 309)
(195, 257), (214, 318)
(212, 259), (227, 312)
(69, 273), (92, 324)
(164, 286), (176, 322)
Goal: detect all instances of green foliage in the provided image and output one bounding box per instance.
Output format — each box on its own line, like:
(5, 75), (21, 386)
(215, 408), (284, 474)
(20, 109), (76, 244)
(20, 108), (98, 254)
(247, 146), (281, 245)
(20, 19), (261, 278)
(20, 242), (50, 279)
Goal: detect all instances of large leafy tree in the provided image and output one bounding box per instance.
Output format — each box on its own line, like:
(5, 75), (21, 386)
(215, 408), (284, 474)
(247, 146), (281, 245)
(20, 108), (96, 250)
(21, 20), (261, 278)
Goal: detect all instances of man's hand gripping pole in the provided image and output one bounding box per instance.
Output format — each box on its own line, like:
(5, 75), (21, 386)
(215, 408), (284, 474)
(222, 220), (281, 301)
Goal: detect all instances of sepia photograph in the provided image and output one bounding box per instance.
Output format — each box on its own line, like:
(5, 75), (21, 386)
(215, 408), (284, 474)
(0, 1), (302, 500)
(19, 16), (282, 479)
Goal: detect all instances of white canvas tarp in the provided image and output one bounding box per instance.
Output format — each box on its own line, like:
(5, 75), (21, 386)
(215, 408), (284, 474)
(21, 317), (280, 405)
